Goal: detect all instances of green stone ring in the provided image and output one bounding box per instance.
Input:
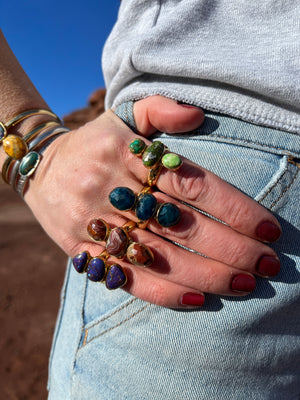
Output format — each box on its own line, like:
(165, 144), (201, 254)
(129, 139), (183, 186)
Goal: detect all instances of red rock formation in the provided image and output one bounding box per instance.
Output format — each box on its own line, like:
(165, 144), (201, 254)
(63, 88), (106, 129)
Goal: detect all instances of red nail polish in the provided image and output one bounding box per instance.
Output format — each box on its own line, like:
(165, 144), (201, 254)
(256, 221), (281, 242)
(257, 255), (280, 277)
(181, 293), (205, 307)
(231, 274), (256, 293)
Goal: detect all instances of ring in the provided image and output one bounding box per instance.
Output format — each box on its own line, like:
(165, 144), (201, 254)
(87, 218), (154, 267)
(72, 250), (127, 290)
(129, 139), (183, 186)
(109, 186), (181, 228)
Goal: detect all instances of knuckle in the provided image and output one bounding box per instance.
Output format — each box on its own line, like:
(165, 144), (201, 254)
(148, 282), (170, 306)
(221, 241), (250, 267)
(225, 201), (253, 231)
(196, 269), (218, 293)
(168, 165), (209, 203)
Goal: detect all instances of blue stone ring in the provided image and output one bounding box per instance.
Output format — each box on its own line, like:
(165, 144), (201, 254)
(72, 250), (127, 290)
(109, 186), (181, 228)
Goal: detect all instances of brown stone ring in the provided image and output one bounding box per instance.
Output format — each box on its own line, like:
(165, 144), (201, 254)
(87, 218), (154, 268)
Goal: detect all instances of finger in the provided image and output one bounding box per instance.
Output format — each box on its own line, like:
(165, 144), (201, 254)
(77, 228), (257, 308)
(114, 190), (280, 277)
(123, 266), (255, 309)
(133, 95), (205, 135)
(124, 148), (281, 243)
(157, 159), (282, 242)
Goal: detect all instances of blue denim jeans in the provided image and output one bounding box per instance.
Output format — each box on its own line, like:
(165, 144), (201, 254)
(48, 108), (300, 400)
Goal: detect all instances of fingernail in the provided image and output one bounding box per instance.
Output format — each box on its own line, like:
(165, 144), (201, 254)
(181, 292), (205, 307)
(257, 255), (280, 277)
(231, 274), (256, 293)
(177, 101), (199, 109)
(256, 221), (281, 242)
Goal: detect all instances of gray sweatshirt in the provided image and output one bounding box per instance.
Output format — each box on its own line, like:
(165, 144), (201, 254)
(102, 0), (300, 134)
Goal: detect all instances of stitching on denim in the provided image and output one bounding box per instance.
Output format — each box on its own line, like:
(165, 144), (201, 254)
(86, 297), (138, 331)
(269, 167), (299, 210)
(81, 303), (150, 348)
(199, 133), (300, 156)
(257, 167), (289, 204)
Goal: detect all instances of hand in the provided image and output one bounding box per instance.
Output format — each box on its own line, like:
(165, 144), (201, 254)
(25, 96), (281, 308)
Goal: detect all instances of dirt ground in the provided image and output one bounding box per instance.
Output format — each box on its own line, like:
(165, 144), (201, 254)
(0, 182), (67, 399)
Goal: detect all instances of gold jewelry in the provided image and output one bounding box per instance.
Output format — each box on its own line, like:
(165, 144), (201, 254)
(0, 108), (60, 159)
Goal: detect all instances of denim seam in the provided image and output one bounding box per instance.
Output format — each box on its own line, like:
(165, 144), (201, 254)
(47, 260), (71, 391)
(81, 303), (151, 348)
(269, 166), (299, 210)
(71, 276), (88, 379)
(198, 134), (300, 156)
(85, 297), (139, 331)
(257, 162), (299, 210)
(257, 160), (289, 204)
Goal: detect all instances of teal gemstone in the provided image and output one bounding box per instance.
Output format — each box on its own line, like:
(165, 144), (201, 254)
(135, 193), (157, 221)
(162, 153), (182, 170)
(109, 187), (136, 211)
(157, 203), (181, 227)
(142, 141), (165, 168)
(19, 151), (40, 176)
(129, 138), (146, 155)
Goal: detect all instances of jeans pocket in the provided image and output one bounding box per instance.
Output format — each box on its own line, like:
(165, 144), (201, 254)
(159, 135), (288, 202)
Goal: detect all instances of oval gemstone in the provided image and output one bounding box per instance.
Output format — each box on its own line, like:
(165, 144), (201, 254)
(135, 193), (157, 221)
(106, 228), (128, 258)
(86, 257), (106, 282)
(109, 187), (136, 211)
(129, 138), (146, 155)
(105, 264), (127, 290)
(3, 134), (28, 159)
(19, 151), (40, 176)
(162, 153), (182, 170)
(87, 218), (109, 241)
(142, 141), (165, 168)
(127, 242), (154, 267)
(72, 251), (90, 273)
(156, 203), (181, 227)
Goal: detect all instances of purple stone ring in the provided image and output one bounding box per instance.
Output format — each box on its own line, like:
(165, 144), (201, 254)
(72, 250), (127, 290)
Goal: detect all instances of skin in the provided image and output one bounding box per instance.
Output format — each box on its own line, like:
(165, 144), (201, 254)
(0, 30), (281, 308)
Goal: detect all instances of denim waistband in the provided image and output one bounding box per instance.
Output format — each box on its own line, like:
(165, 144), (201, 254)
(115, 102), (300, 158)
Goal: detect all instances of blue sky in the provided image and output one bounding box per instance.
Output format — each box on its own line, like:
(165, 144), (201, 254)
(0, 0), (120, 118)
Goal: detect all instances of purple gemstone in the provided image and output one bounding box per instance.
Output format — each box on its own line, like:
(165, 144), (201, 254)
(105, 264), (127, 290)
(86, 257), (106, 282)
(72, 251), (90, 273)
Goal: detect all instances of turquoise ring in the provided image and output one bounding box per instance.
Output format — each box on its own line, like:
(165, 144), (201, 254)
(109, 186), (181, 228)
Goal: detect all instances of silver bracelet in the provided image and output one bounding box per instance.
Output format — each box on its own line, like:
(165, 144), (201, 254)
(15, 126), (70, 198)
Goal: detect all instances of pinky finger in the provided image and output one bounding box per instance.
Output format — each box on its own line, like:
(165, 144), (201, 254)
(123, 266), (206, 309)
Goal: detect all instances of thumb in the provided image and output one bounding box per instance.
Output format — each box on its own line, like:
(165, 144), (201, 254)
(133, 95), (205, 137)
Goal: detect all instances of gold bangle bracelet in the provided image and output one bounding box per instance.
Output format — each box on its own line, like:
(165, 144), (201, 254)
(1, 108), (60, 135)
(0, 108), (61, 159)
(1, 120), (61, 184)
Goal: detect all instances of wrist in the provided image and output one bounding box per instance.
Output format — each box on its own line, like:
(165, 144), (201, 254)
(0, 111), (60, 169)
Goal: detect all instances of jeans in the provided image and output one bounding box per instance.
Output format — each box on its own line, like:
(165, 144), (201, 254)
(48, 107), (300, 400)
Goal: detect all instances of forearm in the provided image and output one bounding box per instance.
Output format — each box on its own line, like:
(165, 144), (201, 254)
(0, 29), (54, 167)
